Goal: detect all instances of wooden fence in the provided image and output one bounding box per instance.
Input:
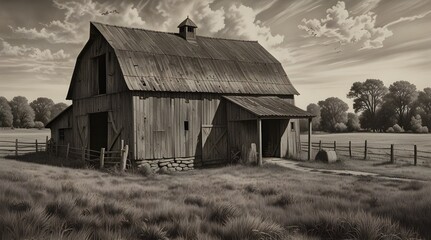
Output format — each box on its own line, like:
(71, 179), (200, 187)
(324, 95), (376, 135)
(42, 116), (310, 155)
(0, 137), (130, 170)
(300, 140), (431, 166)
(0, 137), (49, 156)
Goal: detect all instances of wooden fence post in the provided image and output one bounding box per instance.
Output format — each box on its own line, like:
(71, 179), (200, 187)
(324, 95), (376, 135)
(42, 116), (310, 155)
(35, 139), (38, 152)
(364, 140), (368, 160)
(390, 144), (394, 163)
(121, 145), (129, 171)
(66, 143), (70, 161)
(45, 136), (48, 152)
(120, 139), (124, 151)
(15, 139), (18, 156)
(334, 141), (337, 151)
(319, 140), (322, 150)
(414, 145), (417, 166)
(349, 141), (352, 158)
(100, 148), (105, 168)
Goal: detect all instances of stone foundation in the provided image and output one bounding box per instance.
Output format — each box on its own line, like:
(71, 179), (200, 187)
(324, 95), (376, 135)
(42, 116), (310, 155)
(135, 157), (202, 172)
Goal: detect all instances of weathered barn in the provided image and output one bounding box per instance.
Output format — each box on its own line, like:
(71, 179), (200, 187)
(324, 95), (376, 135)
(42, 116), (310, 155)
(47, 18), (314, 169)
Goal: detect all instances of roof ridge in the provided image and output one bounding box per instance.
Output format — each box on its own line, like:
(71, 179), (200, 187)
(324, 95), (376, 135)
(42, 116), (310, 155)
(91, 21), (258, 43)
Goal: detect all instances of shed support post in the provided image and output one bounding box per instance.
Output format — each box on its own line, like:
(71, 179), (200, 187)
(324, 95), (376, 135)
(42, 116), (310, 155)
(121, 145), (129, 171)
(257, 118), (262, 166)
(308, 118), (312, 161)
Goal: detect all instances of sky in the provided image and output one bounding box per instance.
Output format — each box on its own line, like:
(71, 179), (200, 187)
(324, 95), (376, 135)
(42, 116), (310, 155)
(0, 0), (430, 109)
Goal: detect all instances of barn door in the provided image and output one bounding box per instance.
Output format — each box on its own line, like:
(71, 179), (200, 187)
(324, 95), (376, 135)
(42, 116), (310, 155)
(201, 125), (227, 165)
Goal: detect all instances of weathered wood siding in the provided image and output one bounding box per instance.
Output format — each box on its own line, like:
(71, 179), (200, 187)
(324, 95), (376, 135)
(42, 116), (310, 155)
(72, 92), (134, 154)
(49, 108), (73, 146)
(132, 93), (227, 165)
(70, 28), (128, 100)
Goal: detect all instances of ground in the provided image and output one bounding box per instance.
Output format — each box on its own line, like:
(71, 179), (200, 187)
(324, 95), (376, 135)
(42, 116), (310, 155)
(1, 154), (430, 240)
(1, 130), (431, 239)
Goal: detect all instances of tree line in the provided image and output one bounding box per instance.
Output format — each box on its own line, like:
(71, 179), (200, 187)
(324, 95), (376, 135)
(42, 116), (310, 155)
(302, 80), (430, 133)
(0, 96), (68, 129)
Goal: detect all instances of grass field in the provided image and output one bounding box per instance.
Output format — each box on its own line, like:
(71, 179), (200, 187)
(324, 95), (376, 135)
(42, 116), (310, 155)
(303, 132), (431, 149)
(1, 154), (431, 240)
(1, 130), (431, 239)
(0, 128), (50, 143)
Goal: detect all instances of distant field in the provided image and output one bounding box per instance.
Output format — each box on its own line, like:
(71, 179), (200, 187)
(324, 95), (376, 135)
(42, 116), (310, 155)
(302, 132), (431, 149)
(300, 132), (431, 165)
(0, 128), (50, 143)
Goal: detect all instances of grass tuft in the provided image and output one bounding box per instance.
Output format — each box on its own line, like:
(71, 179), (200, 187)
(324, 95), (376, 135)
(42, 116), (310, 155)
(218, 215), (286, 240)
(184, 196), (208, 207)
(208, 203), (239, 225)
(8, 201), (32, 212)
(138, 224), (169, 240)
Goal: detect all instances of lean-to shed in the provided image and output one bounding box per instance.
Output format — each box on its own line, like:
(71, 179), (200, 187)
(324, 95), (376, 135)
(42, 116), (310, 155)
(47, 18), (314, 170)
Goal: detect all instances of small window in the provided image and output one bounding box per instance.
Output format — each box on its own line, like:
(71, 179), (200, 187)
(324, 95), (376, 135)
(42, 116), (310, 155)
(59, 129), (65, 141)
(97, 54), (106, 94)
(187, 27), (194, 32)
(291, 122), (295, 131)
(184, 121), (189, 131)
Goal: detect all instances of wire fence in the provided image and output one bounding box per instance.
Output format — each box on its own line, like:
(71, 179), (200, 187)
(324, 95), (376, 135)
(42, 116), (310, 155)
(300, 140), (431, 166)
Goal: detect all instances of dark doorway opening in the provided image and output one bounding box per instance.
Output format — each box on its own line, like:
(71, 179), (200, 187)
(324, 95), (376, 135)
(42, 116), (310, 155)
(262, 119), (286, 157)
(90, 112), (108, 154)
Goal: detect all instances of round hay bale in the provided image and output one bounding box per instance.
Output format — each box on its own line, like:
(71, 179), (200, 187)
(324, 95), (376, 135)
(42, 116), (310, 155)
(315, 149), (337, 163)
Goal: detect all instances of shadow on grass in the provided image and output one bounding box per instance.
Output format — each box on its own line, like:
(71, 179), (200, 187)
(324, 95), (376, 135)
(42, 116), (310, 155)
(4, 152), (87, 169)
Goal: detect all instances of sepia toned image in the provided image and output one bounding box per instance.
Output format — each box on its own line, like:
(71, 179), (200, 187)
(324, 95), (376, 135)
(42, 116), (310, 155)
(0, 0), (430, 239)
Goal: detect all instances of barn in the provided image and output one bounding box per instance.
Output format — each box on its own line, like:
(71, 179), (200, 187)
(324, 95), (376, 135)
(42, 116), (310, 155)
(47, 18), (314, 169)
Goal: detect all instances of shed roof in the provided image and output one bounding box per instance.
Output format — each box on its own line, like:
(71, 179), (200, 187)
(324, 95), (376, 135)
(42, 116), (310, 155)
(223, 96), (314, 118)
(45, 105), (73, 128)
(83, 22), (299, 96)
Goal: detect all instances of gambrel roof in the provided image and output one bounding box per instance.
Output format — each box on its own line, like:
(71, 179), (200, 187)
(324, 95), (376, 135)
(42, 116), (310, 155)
(67, 22), (299, 98)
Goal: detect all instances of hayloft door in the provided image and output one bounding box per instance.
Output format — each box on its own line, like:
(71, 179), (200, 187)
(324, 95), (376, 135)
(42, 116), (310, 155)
(201, 125), (228, 165)
(89, 112), (108, 154)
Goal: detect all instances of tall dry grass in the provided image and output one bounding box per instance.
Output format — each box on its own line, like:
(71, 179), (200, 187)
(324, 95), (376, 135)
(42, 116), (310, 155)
(0, 157), (429, 239)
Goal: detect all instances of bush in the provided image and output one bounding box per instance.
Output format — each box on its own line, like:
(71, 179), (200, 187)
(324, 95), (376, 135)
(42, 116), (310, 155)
(334, 123), (347, 132)
(419, 126), (429, 133)
(138, 163), (153, 177)
(386, 127), (395, 133)
(33, 121), (44, 129)
(392, 124), (404, 133)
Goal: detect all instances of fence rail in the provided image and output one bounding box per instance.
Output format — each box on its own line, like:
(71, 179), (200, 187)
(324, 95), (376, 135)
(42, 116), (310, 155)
(300, 140), (431, 166)
(0, 137), (130, 170)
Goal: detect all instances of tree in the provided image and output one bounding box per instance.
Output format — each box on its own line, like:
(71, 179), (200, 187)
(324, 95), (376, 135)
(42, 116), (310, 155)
(416, 88), (431, 129)
(347, 79), (388, 131)
(0, 96), (13, 127)
(375, 102), (397, 132)
(347, 113), (361, 132)
(410, 115), (429, 133)
(306, 103), (321, 130)
(9, 96), (35, 128)
(384, 81), (418, 129)
(50, 102), (69, 119)
(318, 97), (349, 132)
(30, 97), (54, 125)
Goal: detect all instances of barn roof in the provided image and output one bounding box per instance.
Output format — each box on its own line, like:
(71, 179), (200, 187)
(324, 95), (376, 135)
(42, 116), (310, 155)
(86, 22), (299, 96)
(178, 17), (197, 28)
(224, 96), (314, 118)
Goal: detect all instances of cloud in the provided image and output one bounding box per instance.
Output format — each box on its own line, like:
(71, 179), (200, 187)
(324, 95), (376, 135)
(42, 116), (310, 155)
(0, 38), (70, 61)
(9, 0), (147, 44)
(298, 1), (393, 49)
(385, 10), (431, 27)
